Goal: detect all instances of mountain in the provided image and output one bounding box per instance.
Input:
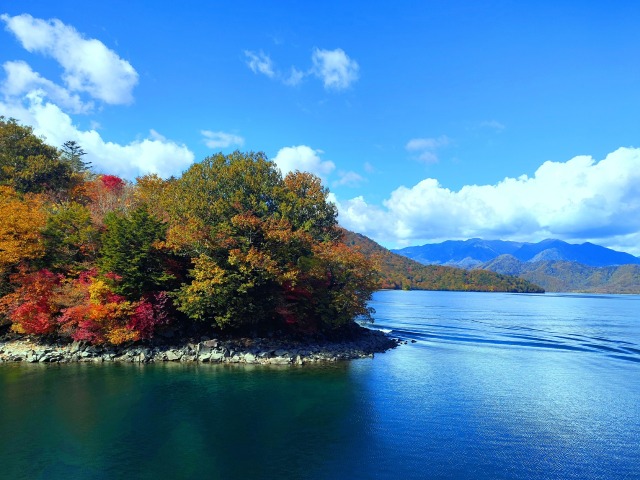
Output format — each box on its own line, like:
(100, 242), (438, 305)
(343, 231), (544, 293)
(391, 238), (522, 268)
(393, 238), (640, 268)
(481, 255), (640, 293)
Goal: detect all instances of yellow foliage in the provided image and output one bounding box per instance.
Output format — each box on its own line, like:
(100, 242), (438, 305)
(0, 186), (46, 272)
(106, 326), (140, 345)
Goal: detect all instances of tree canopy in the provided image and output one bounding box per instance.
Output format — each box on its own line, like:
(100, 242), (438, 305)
(0, 119), (378, 343)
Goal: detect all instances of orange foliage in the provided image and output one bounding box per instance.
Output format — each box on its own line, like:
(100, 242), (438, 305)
(0, 186), (46, 273)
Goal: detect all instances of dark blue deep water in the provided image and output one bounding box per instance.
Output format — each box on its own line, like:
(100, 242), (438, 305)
(1, 291), (639, 479)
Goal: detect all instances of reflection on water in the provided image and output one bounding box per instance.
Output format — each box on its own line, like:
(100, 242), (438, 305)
(1, 291), (639, 479)
(0, 363), (363, 480)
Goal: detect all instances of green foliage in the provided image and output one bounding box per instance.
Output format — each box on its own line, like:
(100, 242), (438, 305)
(0, 117), (73, 194)
(42, 202), (99, 271)
(98, 206), (173, 299)
(60, 140), (91, 173)
(281, 171), (340, 242)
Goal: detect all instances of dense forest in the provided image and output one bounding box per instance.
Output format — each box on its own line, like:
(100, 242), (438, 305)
(343, 231), (544, 293)
(0, 117), (378, 345)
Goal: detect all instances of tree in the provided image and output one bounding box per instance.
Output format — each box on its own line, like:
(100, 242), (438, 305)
(0, 117), (73, 194)
(60, 140), (90, 173)
(98, 205), (173, 299)
(0, 268), (62, 335)
(165, 151), (285, 255)
(42, 202), (99, 271)
(282, 171), (340, 242)
(0, 186), (46, 275)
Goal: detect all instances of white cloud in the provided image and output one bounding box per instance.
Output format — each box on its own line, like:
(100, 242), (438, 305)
(244, 50), (275, 78)
(311, 48), (359, 90)
(0, 14), (195, 180)
(1, 13), (138, 104)
(406, 135), (450, 164)
(2, 60), (93, 113)
(2, 92), (194, 179)
(201, 130), (245, 149)
(273, 145), (335, 179)
(284, 67), (305, 86)
(243, 46), (359, 91)
(335, 148), (640, 254)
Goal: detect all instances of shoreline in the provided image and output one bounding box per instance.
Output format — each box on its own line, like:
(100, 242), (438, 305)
(0, 326), (399, 366)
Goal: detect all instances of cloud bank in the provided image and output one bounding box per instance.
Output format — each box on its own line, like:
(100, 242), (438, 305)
(334, 148), (640, 255)
(2, 13), (138, 104)
(1, 14), (194, 179)
(2, 92), (194, 179)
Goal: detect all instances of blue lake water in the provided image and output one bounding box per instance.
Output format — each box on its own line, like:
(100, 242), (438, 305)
(1, 290), (639, 479)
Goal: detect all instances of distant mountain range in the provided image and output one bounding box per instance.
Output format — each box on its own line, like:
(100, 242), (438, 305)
(392, 238), (640, 268)
(343, 231), (544, 293)
(392, 239), (640, 293)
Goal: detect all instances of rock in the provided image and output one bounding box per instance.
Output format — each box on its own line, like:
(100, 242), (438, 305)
(166, 350), (182, 361)
(244, 353), (256, 363)
(274, 349), (288, 357)
(209, 352), (224, 363)
(271, 356), (291, 365)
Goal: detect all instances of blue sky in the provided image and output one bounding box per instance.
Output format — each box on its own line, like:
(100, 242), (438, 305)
(2, 1), (640, 255)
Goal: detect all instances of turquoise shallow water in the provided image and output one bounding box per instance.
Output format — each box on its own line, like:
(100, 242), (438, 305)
(1, 291), (639, 479)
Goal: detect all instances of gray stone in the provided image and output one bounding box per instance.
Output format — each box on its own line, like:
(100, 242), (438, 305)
(166, 350), (182, 361)
(209, 352), (224, 363)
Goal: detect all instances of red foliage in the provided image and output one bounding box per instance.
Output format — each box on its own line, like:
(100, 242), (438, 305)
(127, 292), (171, 339)
(1, 269), (62, 335)
(100, 175), (125, 193)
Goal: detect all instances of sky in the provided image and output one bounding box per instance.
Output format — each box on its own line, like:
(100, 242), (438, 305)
(1, 1), (640, 255)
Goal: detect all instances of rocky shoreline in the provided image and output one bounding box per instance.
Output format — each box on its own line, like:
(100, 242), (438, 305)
(0, 326), (399, 366)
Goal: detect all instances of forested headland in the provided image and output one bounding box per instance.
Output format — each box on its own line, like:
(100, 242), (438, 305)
(0, 118), (378, 346)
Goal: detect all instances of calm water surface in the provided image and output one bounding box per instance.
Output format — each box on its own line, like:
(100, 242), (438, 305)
(1, 291), (639, 479)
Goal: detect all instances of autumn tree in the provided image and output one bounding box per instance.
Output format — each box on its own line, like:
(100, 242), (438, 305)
(168, 151), (377, 332)
(0, 186), (46, 275)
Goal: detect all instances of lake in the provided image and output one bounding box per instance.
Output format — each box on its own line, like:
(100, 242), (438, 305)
(1, 290), (639, 479)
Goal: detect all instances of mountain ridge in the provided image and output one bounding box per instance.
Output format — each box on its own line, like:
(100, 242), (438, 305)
(391, 238), (640, 293)
(342, 231), (544, 293)
(480, 255), (640, 293)
(393, 238), (640, 268)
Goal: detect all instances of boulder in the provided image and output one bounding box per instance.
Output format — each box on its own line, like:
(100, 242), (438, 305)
(165, 350), (182, 361)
